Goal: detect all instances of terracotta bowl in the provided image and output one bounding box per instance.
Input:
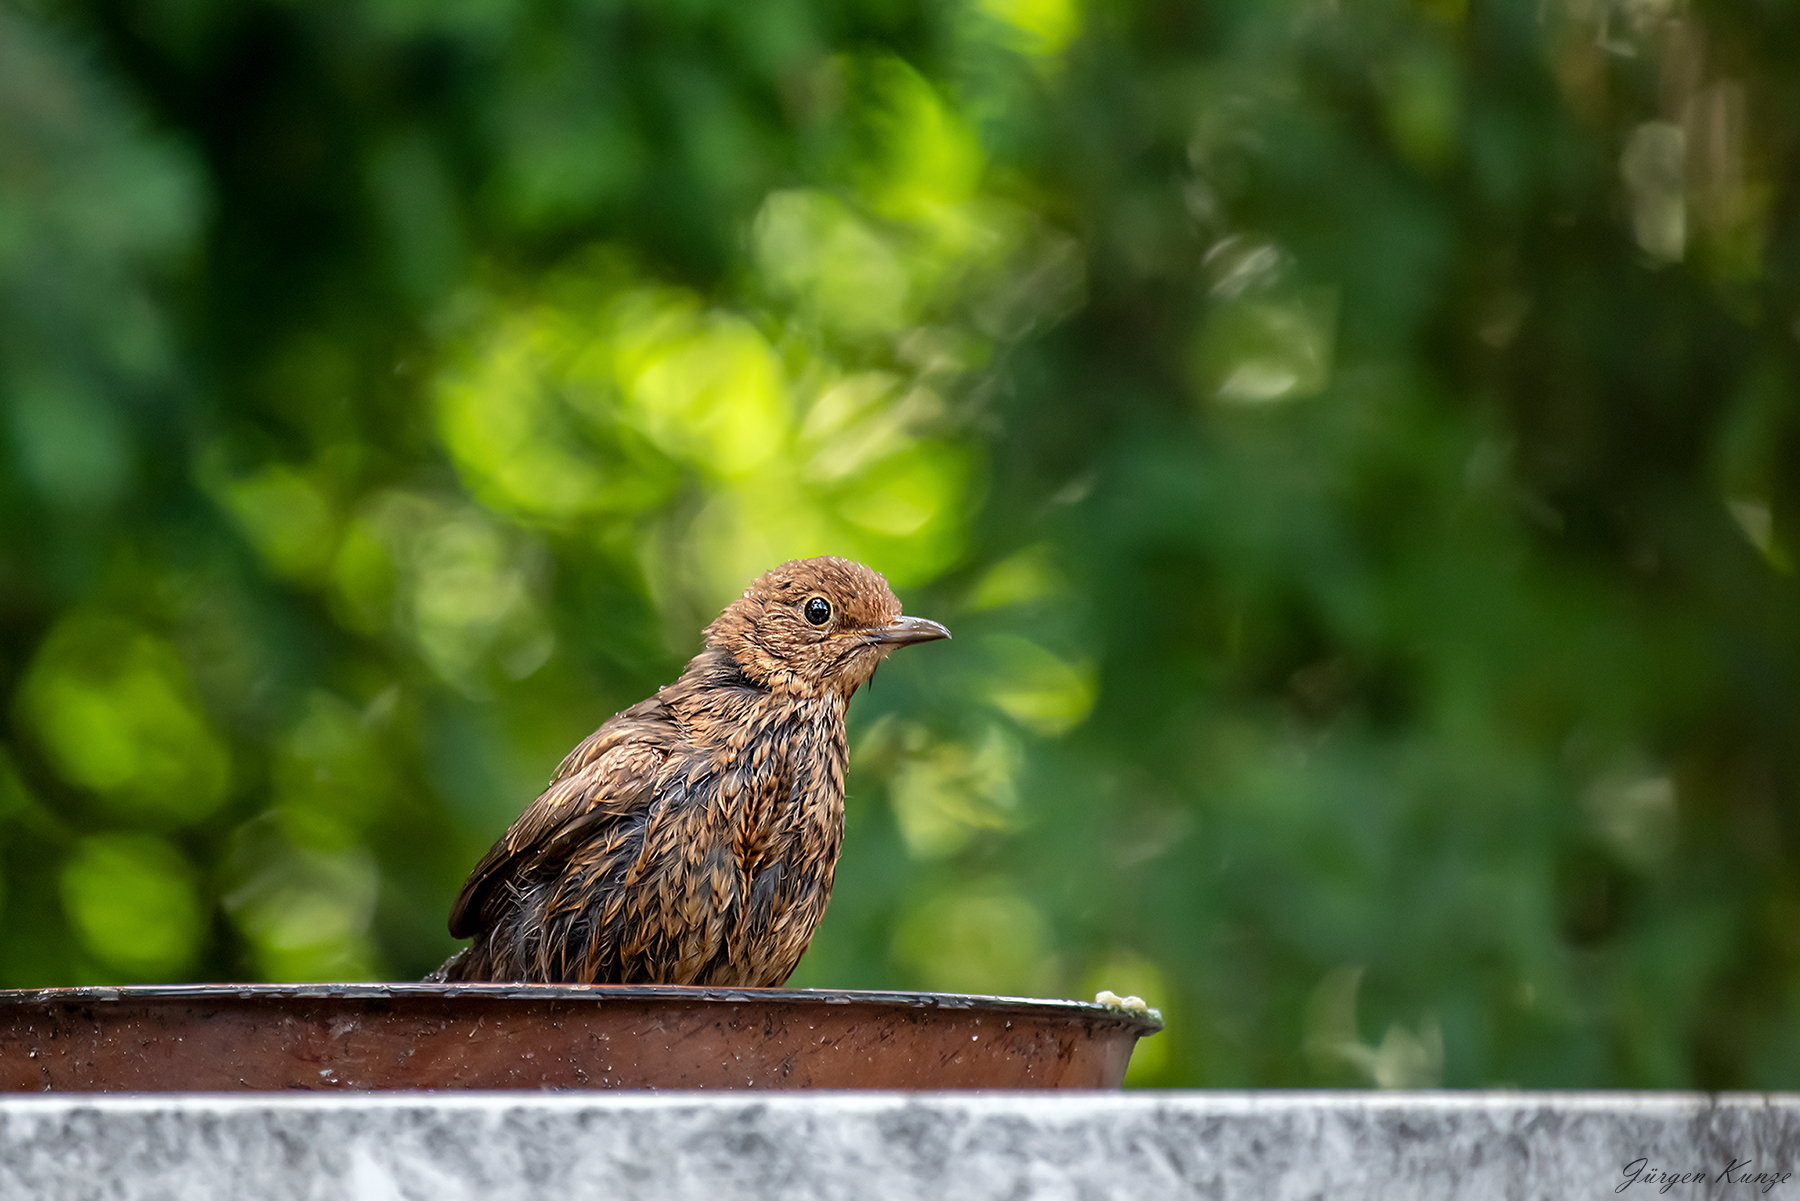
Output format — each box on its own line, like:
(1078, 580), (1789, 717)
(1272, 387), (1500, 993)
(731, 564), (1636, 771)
(0, 983), (1162, 1092)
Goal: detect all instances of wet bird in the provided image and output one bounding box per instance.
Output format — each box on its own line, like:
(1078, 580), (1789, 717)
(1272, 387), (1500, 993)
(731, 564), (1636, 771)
(433, 556), (950, 987)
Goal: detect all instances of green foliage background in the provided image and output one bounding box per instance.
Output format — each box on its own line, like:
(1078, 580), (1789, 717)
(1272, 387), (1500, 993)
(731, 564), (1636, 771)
(2, 0), (1798, 1088)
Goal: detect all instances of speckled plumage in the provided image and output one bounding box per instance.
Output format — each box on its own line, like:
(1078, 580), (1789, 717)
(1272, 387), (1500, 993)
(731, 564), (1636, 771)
(434, 557), (949, 987)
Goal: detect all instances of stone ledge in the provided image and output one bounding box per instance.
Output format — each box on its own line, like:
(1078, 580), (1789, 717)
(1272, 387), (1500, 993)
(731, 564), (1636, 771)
(2, 1091), (1797, 1200)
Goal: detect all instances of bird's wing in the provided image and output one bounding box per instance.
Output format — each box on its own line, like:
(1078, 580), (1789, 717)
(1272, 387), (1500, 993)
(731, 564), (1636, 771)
(447, 695), (681, 939)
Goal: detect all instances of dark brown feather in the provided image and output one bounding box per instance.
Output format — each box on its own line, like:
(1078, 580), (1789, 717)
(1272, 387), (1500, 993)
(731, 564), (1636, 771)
(434, 556), (948, 987)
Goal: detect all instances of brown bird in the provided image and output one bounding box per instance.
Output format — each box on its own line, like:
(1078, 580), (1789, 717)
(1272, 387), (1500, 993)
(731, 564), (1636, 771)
(433, 556), (950, 987)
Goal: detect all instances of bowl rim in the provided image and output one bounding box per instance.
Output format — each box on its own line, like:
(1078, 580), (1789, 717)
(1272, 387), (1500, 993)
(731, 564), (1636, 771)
(0, 982), (1163, 1033)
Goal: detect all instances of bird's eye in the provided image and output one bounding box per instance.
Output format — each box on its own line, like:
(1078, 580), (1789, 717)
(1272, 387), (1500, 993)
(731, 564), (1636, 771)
(803, 596), (832, 626)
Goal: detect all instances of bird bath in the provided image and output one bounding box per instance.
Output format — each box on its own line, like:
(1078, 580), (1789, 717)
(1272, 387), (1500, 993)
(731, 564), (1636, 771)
(0, 983), (1161, 1091)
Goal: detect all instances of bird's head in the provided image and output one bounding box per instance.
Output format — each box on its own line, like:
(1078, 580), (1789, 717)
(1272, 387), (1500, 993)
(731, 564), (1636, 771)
(704, 556), (950, 699)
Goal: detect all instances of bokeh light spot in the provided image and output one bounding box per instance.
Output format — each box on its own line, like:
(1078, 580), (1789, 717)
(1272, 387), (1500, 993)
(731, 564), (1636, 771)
(977, 0), (1082, 59)
(205, 456), (339, 580)
(755, 190), (912, 339)
(888, 725), (1021, 859)
(893, 882), (1055, 995)
(982, 634), (1097, 736)
(1196, 288), (1339, 405)
(61, 834), (203, 979)
(222, 817), (383, 982)
(19, 614), (230, 825)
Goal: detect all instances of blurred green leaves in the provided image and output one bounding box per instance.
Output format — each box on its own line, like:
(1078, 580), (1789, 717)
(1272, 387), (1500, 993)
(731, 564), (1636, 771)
(433, 245), (982, 608)
(0, 0), (1798, 1093)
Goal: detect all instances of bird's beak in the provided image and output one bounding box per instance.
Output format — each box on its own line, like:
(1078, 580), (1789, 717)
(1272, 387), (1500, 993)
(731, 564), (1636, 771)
(865, 614), (952, 646)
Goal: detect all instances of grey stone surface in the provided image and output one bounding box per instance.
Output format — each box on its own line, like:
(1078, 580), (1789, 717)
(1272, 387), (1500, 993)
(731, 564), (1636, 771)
(1, 1091), (1798, 1201)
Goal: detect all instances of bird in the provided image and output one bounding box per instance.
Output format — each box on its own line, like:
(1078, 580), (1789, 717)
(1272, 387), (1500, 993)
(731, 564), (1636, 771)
(431, 556), (950, 987)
